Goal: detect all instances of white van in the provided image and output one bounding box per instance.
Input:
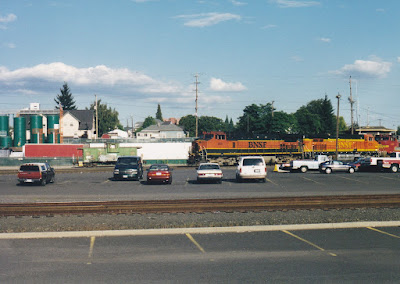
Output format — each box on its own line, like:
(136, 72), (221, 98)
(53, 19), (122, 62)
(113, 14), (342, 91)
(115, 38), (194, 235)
(236, 156), (267, 182)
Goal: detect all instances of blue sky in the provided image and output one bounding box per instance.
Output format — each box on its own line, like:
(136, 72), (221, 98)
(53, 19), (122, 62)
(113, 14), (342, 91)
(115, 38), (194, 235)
(0, 0), (399, 129)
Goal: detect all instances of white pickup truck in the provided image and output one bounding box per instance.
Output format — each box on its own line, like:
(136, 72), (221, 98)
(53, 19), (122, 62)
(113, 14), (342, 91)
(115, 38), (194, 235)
(361, 152), (400, 173)
(284, 155), (330, 173)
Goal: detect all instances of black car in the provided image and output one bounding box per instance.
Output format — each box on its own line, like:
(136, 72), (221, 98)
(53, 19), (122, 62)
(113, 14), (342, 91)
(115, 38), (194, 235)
(113, 156), (143, 181)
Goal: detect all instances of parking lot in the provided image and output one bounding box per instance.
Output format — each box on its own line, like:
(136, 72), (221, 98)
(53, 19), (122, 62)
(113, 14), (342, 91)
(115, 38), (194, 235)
(1, 225), (400, 282)
(1, 167), (399, 203)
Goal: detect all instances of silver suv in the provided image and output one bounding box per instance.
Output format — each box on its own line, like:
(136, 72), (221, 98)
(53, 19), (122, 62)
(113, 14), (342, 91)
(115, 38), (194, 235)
(236, 156), (267, 182)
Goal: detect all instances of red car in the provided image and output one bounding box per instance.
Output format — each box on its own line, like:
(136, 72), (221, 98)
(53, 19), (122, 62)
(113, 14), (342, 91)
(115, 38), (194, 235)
(146, 164), (173, 184)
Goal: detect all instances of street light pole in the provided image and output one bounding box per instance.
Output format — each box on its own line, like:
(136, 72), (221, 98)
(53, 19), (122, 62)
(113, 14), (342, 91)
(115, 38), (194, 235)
(335, 93), (341, 159)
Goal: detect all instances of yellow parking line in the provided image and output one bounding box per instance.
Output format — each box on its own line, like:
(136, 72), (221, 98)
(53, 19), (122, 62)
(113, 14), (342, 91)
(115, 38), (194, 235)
(101, 180), (109, 184)
(282, 230), (337, 257)
(87, 236), (96, 264)
(336, 176), (368, 184)
(301, 176), (324, 185)
(186, 233), (205, 253)
(266, 178), (278, 186)
(367, 227), (400, 239)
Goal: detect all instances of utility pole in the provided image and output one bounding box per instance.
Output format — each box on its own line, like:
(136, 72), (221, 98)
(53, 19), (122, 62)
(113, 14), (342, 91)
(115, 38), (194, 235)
(349, 76), (355, 134)
(131, 116), (134, 138)
(194, 74), (200, 138)
(271, 101), (275, 118)
(336, 93), (341, 159)
(95, 94), (98, 140)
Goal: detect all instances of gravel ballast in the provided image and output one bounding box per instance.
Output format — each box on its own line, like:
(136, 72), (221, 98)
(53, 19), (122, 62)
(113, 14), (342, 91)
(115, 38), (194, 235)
(1, 208), (400, 233)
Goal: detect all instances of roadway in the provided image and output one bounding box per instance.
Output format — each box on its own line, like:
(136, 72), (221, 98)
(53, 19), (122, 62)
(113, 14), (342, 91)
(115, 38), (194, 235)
(0, 167), (399, 203)
(1, 225), (400, 282)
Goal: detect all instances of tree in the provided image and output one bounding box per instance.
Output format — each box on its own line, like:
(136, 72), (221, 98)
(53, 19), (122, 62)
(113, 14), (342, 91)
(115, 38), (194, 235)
(337, 116), (347, 133)
(199, 116), (224, 133)
(55, 82), (77, 110)
(270, 111), (296, 134)
(293, 96), (336, 136)
(236, 103), (274, 135)
(156, 104), (163, 120)
(142, 116), (156, 129)
(88, 99), (122, 137)
(179, 115), (225, 137)
(179, 115), (196, 137)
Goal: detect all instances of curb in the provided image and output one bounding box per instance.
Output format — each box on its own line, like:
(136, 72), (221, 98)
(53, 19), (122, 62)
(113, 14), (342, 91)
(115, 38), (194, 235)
(1, 221), (399, 239)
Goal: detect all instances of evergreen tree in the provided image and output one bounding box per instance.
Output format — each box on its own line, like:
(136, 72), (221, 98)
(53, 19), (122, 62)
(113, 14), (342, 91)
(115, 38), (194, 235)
(156, 104), (163, 120)
(55, 82), (77, 110)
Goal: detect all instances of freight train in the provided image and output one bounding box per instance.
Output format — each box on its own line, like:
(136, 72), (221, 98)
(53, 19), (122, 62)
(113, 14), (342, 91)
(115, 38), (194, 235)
(189, 131), (399, 165)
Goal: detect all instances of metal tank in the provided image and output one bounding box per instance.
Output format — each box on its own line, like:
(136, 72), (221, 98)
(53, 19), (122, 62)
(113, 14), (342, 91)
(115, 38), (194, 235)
(46, 115), (60, 143)
(0, 115), (9, 137)
(30, 115), (43, 144)
(0, 136), (12, 148)
(13, 116), (26, 147)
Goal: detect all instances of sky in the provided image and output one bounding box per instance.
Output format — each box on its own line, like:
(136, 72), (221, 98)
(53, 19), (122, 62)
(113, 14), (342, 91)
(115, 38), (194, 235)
(0, 0), (399, 130)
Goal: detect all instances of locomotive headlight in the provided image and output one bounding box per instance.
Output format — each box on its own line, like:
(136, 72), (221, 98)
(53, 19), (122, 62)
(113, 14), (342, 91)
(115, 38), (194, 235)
(114, 169), (119, 174)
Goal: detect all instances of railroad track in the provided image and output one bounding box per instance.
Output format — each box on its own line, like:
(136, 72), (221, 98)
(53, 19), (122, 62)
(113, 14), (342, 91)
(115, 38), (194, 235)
(1, 194), (400, 217)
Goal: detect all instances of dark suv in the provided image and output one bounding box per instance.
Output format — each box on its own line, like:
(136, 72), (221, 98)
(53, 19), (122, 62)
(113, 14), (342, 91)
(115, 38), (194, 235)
(113, 156), (143, 181)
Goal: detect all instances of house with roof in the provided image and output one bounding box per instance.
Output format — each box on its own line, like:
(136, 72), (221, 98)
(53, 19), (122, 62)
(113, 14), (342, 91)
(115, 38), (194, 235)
(136, 121), (186, 139)
(62, 110), (95, 139)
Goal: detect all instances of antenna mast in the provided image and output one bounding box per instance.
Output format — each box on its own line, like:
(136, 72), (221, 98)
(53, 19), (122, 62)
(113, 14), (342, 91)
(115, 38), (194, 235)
(194, 74), (200, 138)
(349, 76), (355, 134)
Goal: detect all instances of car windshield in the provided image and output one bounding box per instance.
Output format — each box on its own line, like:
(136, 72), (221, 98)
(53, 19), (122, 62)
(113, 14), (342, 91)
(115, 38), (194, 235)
(199, 164), (220, 170)
(243, 159), (263, 166)
(117, 158), (138, 166)
(149, 165), (169, 171)
(20, 165), (39, 171)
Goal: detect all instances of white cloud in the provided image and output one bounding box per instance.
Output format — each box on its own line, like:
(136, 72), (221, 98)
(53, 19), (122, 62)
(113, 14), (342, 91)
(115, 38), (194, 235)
(270, 0), (320, 8)
(397, 57), (400, 63)
(318, 37), (331, 43)
(333, 57), (392, 78)
(230, 0), (247, 6)
(261, 24), (277, 29)
(291, 55), (304, 62)
(4, 43), (16, 49)
(0, 13), (17, 23)
(0, 62), (183, 96)
(209, 77), (246, 92)
(174, 13), (241, 27)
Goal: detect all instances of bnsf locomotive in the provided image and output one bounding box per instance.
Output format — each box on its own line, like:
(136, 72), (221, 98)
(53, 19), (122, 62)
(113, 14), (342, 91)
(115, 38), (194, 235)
(189, 131), (398, 165)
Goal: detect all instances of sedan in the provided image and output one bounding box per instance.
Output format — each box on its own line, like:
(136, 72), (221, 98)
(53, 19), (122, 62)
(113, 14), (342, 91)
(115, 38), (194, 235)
(146, 164), (172, 184)
(319, 160), (356, 174)
(197, 163), (223, 183)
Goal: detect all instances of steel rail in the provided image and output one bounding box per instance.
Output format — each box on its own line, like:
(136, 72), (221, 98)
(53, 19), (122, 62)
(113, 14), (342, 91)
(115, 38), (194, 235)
(1, 194), (400, 217)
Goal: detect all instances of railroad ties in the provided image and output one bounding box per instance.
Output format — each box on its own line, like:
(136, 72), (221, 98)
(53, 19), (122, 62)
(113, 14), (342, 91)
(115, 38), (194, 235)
(1, 194), (400, 217)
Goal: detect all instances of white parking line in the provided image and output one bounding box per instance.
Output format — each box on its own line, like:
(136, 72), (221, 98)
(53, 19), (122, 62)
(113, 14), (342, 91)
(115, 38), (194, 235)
(301, 176), (324, 185)
(336, 176), (368, 184)
(377, 175), (399, 181)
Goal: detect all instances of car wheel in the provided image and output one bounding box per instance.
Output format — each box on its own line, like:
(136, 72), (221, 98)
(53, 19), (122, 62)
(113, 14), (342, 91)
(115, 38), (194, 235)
(348, 167), (355, 174)
(261, 178), (266, 183)
(40, 178), (46, 186)
(325, 168), (332, 174)
(300, 166), (308, 173)
(391, 165), (399, 173)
